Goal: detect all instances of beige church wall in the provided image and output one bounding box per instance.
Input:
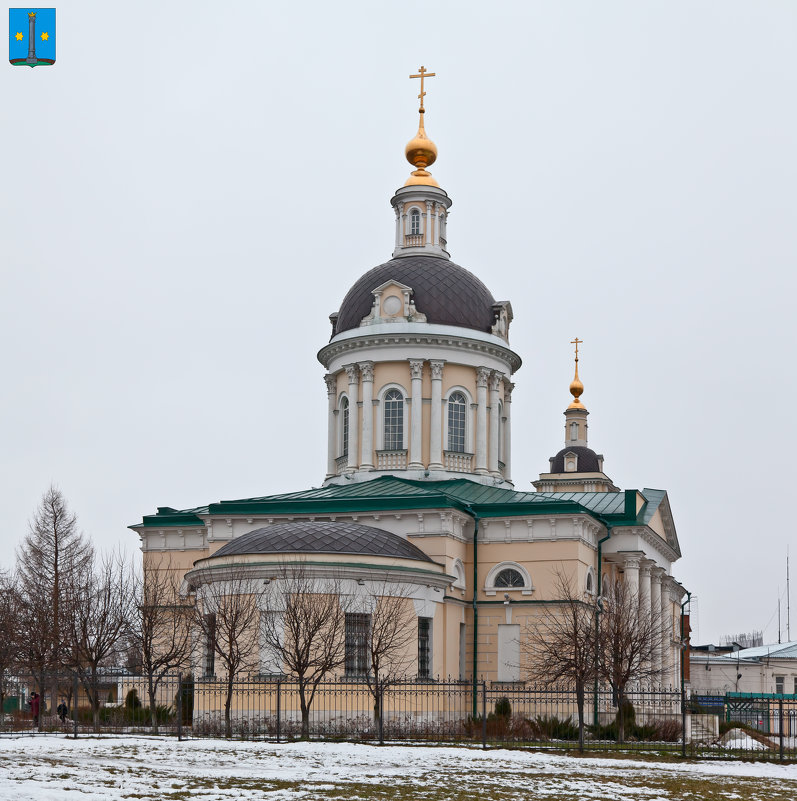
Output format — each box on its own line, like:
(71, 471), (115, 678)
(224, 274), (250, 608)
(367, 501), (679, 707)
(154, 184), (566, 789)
(373, 362), (410, 395)
(441, 364), (477, 397)
(439, 601), (466, 679)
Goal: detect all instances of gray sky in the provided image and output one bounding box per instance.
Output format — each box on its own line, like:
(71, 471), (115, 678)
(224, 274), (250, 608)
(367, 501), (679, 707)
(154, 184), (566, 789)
(2, 1), (795, 646)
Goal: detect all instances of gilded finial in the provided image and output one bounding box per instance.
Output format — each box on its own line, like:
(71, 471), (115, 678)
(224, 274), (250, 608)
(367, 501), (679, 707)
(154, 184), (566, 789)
(567, 337), (586, 410)
(405, 66), (439, 187)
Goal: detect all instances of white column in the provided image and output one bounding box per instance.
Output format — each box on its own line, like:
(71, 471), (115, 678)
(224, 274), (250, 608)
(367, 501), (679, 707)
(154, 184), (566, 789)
(503, 381), (514, 482)
(429, 360), (444, 469)
(650, 568), (664, 683)
(409, 359), (424, 469)
(394, 203), (403, 249)
(639, 563), (651, 613)
(623, 555), (641, 597)
(359, 361), (374, 470)
(425, 200), (433, 246)
(660, 578), (671, 687)
(324, 374), (337, 478)
(475, 367), (490, 474)
(488, 372), (501, 475)
(345, 364), (359, 471)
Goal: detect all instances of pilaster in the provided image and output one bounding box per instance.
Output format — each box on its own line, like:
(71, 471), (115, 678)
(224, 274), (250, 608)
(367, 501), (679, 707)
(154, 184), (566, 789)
(324, 374), (337, 479)
(409, 359), (424, 469)
(475, 367), (490, 474)
(359, 361), (374, 470)
(429, 360), (445, 469)
(345, 364), (359, 472)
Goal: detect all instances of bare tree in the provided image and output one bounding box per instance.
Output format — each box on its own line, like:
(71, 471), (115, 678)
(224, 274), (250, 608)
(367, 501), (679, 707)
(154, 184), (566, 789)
(598, 578), (666, 742)
(16, 486), (94, 716)
(360, 583), (416, 728)
(523, 568), (597, 751)
(0, 571), (22, 726)
(64, 552), (134, 732)
(192, 568), (266, 738)
(260, 565), (346, 739)
(129, 556), (192, 733)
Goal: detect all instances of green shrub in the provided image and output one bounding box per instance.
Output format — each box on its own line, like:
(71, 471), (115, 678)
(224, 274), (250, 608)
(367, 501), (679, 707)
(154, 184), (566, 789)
(492, 697), (511, 718)
(533, 715), (579, 741)
(617, 700), (635, 729)
(125, 689), (142, 710)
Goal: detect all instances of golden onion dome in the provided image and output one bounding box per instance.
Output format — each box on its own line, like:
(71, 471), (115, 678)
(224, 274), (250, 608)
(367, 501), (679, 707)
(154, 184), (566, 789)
(567, 361), (586, 410)
(405, 111), (439, 187)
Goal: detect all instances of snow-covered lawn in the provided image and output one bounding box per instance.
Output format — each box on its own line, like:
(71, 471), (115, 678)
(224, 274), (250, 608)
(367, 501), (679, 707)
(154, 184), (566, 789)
(1, 735), (796, 800)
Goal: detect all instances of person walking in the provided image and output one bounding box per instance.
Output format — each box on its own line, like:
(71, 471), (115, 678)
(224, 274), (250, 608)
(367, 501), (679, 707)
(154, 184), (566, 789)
(57, 699), (68, 724)
(29, 692), (40, 727)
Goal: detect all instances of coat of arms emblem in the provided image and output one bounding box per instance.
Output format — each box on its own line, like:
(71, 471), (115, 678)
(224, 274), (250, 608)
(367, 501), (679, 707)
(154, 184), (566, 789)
(9, 8), (55, 67)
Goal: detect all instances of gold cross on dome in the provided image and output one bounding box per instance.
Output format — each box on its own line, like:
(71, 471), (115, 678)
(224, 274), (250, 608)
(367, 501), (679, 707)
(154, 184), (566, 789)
(410, 65), (436, 111)
(571, 337), (583, 360)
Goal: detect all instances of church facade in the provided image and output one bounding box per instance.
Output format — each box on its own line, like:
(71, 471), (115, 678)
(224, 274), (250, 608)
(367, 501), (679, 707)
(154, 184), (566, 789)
(131, 73), (686, 688)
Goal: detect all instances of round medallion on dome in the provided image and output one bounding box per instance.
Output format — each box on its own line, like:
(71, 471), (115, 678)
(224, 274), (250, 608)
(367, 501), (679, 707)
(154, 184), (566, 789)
(333, 255), (497, 337)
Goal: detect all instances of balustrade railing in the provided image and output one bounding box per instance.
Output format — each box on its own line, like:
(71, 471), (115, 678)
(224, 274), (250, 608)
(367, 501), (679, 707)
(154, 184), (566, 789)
(376, 450), (407, 470)
(444, 451), (473, 472)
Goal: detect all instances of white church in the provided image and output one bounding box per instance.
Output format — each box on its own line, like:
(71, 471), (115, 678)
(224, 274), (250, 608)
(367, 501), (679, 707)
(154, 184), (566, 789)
(131, 69), (687, 687)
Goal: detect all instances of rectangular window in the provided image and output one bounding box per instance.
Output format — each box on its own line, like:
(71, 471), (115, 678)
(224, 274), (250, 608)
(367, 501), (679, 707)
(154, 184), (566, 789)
(497, 624), (520, 682)
(203, 613), (216, 677)
(794, 677), (797, 696)
(418, 617), (432, 679)
(776, 676), (785, 695)
(345, 613), (370, 677)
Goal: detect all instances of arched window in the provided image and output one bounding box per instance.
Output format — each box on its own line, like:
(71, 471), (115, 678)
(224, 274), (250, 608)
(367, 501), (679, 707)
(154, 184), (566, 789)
(447, 392), (466, 452)
(410, 208), (421, 236)
(498, 400), (504, 462)
(383, 389), (404, 451)
(570, 422), (578, 441)
(494, 568), (525, 588)
(586, 571), (594, 594)
(340, 397), (349, 457)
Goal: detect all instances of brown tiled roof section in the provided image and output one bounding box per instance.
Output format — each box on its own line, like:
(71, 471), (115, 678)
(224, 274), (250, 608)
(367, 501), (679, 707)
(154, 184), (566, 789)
(550, 446), (601, 473)
(212, 521), (435, 563)
(334, 255), (496, 337)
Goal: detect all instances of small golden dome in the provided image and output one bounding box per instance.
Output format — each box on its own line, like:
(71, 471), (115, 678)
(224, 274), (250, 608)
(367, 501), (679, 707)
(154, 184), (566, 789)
(404, 111), (439, 187)
(567, 360), (586, 410)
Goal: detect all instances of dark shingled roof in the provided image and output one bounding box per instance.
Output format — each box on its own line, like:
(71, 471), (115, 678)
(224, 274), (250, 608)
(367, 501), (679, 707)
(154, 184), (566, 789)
(212, 521), (434, 563)
(334, 255), (496, 337)
(550, 446), (601, 474)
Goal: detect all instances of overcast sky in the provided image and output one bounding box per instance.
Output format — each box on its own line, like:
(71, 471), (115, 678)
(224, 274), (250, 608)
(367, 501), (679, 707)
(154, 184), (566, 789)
(2, 1), (795, 646)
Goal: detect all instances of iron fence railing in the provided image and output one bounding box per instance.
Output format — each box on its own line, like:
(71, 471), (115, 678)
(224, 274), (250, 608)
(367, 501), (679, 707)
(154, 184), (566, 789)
(2, 672), (795, 761)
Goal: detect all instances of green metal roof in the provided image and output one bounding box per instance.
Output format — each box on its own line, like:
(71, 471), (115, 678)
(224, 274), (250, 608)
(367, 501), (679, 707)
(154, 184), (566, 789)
(133, 476), (648, 530)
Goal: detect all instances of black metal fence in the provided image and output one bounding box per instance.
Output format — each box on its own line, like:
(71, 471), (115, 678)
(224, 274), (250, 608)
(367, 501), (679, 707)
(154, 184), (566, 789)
(3, 672), (795, 761)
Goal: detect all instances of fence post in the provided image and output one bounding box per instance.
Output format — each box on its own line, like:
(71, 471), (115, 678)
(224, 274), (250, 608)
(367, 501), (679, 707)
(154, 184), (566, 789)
(779, 697), (785, 762)
(72, 673), (78, 739)
(276, 681), (281, 744)
(680, 683), (686, 758)
(481, 680), (487, 750)
(378, 686), (384, 746)
(177, 673), (183, 742)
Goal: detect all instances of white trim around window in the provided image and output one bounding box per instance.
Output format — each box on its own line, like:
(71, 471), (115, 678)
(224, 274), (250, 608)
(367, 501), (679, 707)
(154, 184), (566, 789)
(375, 383), (409, 451)
(484, 562), (533, 596)
(443, 386), (474, 454)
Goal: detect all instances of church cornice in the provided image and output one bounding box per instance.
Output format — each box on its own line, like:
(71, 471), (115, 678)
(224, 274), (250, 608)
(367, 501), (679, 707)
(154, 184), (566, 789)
(318, 324), (522, 372)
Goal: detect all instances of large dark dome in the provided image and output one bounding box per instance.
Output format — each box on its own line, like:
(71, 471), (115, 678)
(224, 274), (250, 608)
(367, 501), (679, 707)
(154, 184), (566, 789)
(333, 255), (496, 337)
(213, 521), (434, 563)
(550, 446), (601, 473)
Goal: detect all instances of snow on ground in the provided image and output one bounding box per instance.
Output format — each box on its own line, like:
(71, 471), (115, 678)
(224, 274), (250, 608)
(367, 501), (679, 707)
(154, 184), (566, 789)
(1, 735), (796, 800)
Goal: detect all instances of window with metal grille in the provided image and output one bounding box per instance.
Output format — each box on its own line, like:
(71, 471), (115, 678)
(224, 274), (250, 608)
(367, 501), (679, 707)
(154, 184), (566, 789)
(341, 397), (349, 457)
(203, 613), (216, 677)
(418, 617), (431, 679)
(494, 568), (524, 588)
(447, 392), (466, 452)
(383, 389), (404, 450)
(410, 209), (421, 235)
(345, 613), (370, 677)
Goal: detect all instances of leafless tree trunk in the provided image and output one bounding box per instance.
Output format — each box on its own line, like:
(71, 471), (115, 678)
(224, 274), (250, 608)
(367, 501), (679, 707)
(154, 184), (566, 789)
(65, 552), (134, 732)
(260, 565), (346, 740)
(0, 571), (22, 727)
(598, 578), (667, 743)
(361, 583), (415, 728)
(192, 568), (266, 739)
(129, 556), (192, 733)
(523, 569), (597, 752)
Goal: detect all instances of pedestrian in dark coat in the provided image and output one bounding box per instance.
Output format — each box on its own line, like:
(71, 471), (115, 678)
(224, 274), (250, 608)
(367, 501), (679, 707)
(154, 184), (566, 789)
(29, 692), (40, 726)
(57, 700), (68, 724)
